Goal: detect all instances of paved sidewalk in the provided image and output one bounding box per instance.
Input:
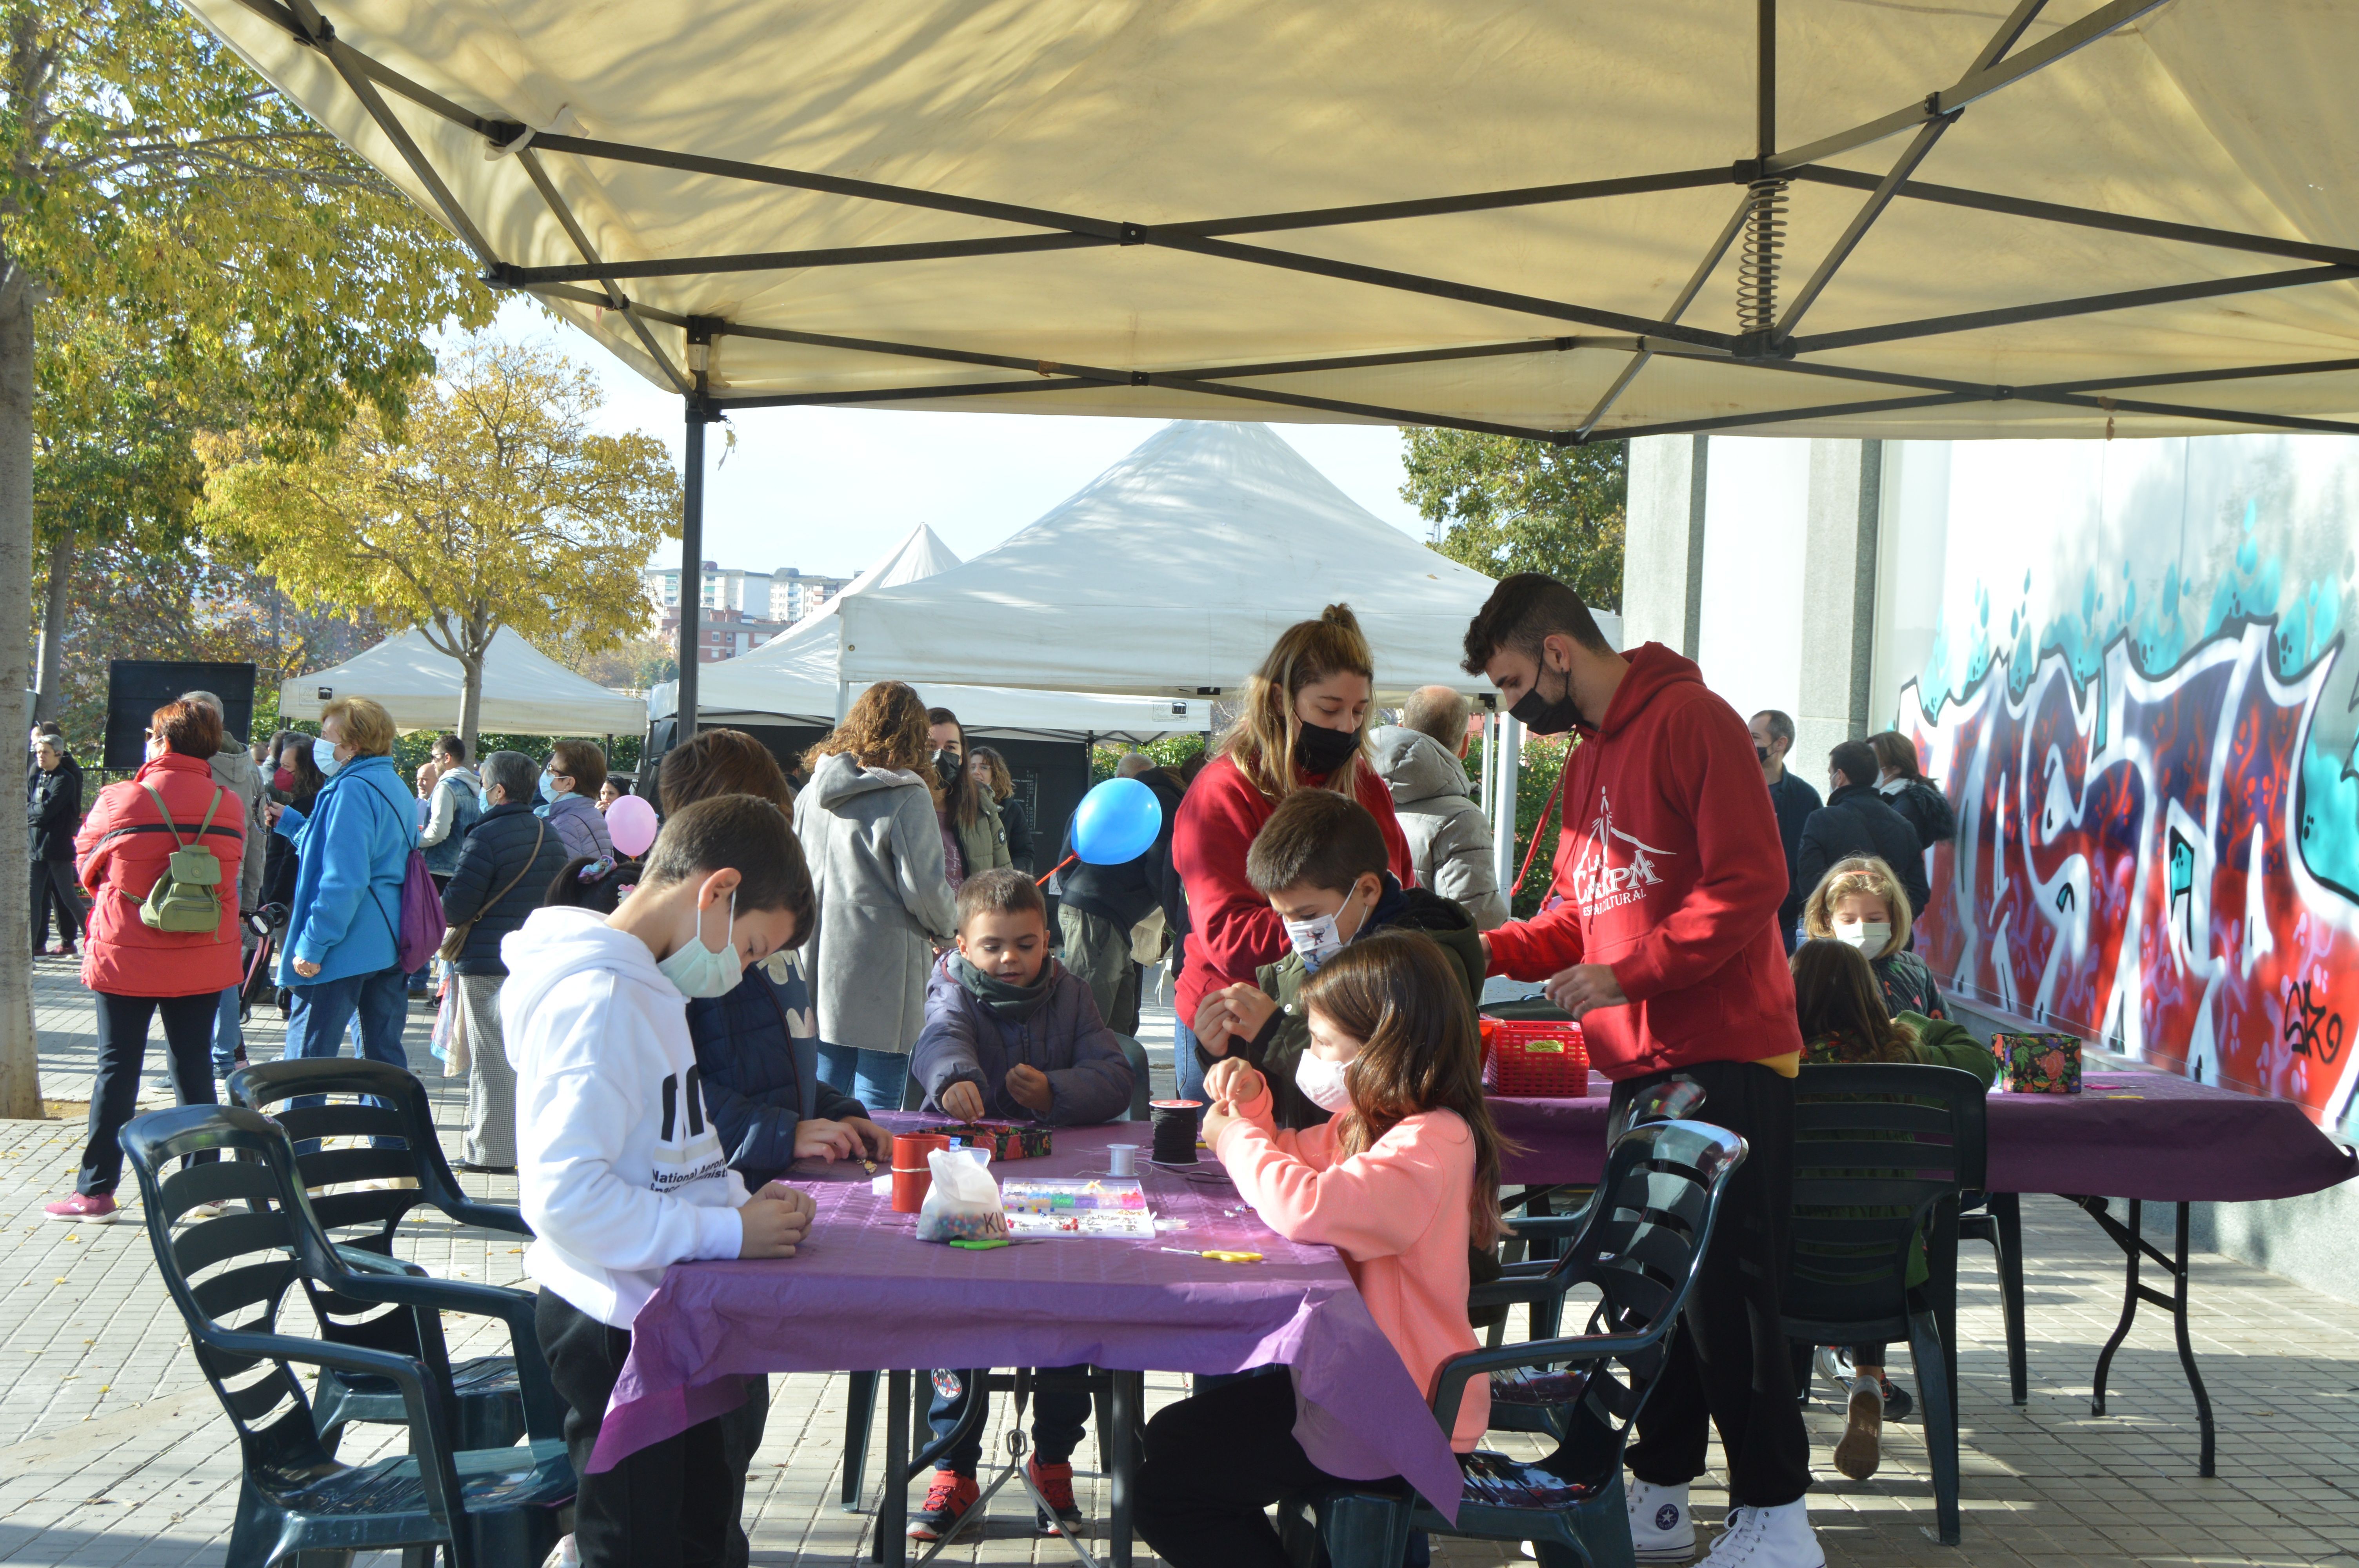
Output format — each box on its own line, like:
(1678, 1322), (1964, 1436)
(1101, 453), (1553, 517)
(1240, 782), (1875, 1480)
(3, 957), (2355, 1567)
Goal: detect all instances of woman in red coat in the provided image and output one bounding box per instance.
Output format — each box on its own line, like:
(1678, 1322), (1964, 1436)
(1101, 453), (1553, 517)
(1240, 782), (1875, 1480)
(45, 699), (246, 1223)
(1172, 603), (1413, 1100)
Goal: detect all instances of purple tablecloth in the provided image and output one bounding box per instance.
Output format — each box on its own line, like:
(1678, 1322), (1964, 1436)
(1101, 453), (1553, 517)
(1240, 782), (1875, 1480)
(1494, 1071), (2355, 1202)
(592, 1121), (1466, 1520)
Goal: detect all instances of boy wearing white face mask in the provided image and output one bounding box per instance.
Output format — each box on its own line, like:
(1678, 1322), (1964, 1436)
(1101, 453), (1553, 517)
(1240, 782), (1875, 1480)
(1800, 856), (1945, 1020)
(501, 794), (820, 1568)
(1192, 791), (1484, 1130)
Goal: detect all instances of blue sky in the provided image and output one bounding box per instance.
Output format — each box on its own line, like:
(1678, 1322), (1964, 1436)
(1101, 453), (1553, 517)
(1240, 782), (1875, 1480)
(485, 299), (1428, 578)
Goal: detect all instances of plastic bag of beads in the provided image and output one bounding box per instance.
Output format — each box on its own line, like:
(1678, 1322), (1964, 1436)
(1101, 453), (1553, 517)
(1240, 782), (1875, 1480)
(915, 1146), (1010, 1243)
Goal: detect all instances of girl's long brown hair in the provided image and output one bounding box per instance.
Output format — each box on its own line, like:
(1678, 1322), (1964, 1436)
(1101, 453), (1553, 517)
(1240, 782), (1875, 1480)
(805, 681), (938, 800)
(970, 746), (1014, 803)
(1298, 929), (1510, 1248)
(1223, 603), (1376, 801)
(1790, 938), (1918, 1063)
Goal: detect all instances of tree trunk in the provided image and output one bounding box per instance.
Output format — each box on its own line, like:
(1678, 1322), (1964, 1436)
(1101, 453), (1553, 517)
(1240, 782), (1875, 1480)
(460, 647), (484, 763)
(0, 278), (45, 1118)
(33, 523), (70, 723)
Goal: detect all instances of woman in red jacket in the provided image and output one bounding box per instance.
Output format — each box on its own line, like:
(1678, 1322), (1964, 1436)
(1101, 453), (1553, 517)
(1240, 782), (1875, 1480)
(45, 699), (246, 1223)
(1173, 604), (1414, 1100)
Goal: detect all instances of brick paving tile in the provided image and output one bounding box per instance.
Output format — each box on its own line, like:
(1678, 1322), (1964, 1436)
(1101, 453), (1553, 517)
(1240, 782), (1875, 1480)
(3, 958), (2354, 1565)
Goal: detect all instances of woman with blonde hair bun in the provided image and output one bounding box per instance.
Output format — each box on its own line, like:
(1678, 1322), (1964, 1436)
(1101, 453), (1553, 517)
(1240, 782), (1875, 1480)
(1170, 603), (1415, 1102)
(796, 682), (958, 1110)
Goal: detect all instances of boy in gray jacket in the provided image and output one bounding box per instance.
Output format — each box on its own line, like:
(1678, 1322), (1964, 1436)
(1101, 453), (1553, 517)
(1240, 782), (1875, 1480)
(907, 868), (1133, 1542)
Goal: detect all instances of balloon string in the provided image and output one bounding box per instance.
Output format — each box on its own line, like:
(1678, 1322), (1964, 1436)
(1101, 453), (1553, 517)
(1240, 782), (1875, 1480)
(1036, 852), (1077, 888)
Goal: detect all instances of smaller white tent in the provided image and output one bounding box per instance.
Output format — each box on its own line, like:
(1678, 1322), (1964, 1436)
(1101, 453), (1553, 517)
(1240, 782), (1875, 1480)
(652, 523), (1209, 742)
(838, 423), (1620, 700)
(282, 627), (644, 737)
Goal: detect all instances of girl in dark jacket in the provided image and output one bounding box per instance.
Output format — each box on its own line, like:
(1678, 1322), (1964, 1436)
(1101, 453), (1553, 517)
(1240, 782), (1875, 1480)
(968, 747), (1032, 874)
(1868, 730), (1956, 849)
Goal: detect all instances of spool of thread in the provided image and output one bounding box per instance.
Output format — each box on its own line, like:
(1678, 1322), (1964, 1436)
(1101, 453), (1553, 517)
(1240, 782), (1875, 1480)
(1149, 1100), (1202, 1165)
(1105, 1142), (1140, 1178)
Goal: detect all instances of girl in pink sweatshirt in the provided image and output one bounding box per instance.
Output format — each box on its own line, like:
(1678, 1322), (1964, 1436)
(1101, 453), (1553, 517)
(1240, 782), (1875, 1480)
(1134, 930), (1507, 1568)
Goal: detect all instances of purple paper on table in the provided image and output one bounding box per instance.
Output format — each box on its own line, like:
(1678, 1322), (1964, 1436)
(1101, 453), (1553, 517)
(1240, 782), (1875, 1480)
(591, 1120), (1467, 1521)
(1490, 1071), (2355, 1203)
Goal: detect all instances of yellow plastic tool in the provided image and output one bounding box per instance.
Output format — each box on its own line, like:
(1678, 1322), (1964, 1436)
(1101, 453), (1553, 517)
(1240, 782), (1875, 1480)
(1161, 1247), (1264, 1264)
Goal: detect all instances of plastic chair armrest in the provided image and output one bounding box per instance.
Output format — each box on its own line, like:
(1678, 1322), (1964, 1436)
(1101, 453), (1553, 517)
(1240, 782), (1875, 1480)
(320, 1267), (566, 1444)
(1506, 1212), (1594, 1240)
(336, 1245), (428, 1279)
(1427, 1322), (1676, 1432)
(435, 1198), (533, 1238)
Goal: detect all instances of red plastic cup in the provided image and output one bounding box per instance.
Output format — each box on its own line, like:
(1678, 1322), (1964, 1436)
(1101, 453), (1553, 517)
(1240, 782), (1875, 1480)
(892, 1132), (950, 1168)
(891, 1165), (931, 1213)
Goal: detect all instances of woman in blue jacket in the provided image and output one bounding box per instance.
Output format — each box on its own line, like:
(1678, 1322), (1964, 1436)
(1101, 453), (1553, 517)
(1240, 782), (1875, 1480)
(267, 697), (418, 1071)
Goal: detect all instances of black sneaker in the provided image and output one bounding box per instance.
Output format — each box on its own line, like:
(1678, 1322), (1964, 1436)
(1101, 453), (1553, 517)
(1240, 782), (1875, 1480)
(907, 1471), (979, 1543)
(1879, 1377), (1914, 1423)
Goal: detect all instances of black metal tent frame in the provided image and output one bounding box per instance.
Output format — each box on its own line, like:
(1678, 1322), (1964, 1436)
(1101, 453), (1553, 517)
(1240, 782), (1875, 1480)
(232, 0), (2359, 730)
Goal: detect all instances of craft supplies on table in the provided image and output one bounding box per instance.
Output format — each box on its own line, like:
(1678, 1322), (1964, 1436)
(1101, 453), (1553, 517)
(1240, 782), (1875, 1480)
(1478, 1016), (1590, 1096)
(1149, 1099), (1202, 1163)
(918, 1120), (1054, 1160)
(1001, 1176), (1157, 1239)
(1991, 1032), (2083, 1094)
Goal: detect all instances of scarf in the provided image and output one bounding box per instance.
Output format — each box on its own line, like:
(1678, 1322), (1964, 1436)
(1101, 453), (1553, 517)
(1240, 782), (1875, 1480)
(950, 953), (1056, 1020)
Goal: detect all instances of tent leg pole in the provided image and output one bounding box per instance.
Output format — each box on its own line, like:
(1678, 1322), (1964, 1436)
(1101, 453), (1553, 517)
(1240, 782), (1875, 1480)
(1491, 714), (1521, 898)
(676, 400), (707, 744)
(1477, 710), (1496, 824)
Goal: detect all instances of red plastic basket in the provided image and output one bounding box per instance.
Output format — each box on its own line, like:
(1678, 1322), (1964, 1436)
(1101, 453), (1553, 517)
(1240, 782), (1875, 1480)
(1479, 1018), (1590, 1097)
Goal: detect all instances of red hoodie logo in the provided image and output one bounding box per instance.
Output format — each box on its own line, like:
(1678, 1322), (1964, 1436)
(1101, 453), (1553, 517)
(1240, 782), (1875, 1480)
(1569, 790), (1673, 915)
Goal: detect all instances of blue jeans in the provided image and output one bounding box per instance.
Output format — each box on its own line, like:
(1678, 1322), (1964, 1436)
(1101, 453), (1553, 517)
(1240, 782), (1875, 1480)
(1172, 1014), (1207, 1104)
(927, 1368), (1092, 1476)
(815, 1044), (913, 1115)
(284, 965), (413, 1143)
(211, 985), (242, 1078)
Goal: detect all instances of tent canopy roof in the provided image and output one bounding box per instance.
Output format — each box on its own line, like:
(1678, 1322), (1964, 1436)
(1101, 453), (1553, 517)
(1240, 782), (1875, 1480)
(838, 421), (1619, 698)
(653, 519), (1212, 738)
(282, 626), (645, 736)
(190, 1), (2359, 442)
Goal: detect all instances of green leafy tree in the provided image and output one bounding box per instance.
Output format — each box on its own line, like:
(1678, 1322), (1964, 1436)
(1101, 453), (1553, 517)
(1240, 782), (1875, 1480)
(1401, 431), (1627, 612)
(206, 337), (682, 759)
(0, 1), (491, 1116)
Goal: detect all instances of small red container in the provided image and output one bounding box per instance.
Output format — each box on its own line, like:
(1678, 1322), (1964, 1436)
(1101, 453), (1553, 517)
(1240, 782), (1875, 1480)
(1479, 1017), (1591, 1097)
(890, 1166), (931, 1213)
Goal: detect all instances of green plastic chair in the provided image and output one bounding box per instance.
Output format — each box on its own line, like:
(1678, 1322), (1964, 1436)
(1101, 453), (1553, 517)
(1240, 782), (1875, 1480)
(227, 1057), (534, 1454)
(1280, 1117), (1749, 1568)
(121, 1103), (573, 1568)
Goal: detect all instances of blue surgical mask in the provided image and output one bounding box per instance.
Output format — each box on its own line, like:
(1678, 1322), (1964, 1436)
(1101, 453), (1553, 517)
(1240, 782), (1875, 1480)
(538, 769), (558, 804)
(313, 736), (341, 777)
(657, 889), (742, 999)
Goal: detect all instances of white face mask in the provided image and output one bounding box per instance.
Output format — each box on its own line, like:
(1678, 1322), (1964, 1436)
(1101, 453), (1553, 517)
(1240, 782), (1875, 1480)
(1293, 1050), (1355, 1113)
(658, 889), (742, 999)
(1282, 882), (1372, 972)
(1834, 919), (1892, 955)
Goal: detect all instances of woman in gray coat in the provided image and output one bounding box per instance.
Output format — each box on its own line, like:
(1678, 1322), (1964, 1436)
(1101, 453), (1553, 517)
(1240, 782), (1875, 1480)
(796, 681), (959, 1111)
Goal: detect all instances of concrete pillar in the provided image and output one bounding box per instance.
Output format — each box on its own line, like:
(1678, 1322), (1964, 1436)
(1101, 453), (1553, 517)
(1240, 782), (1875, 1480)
(1622, 435), (1708, 654)
(1791, 439), (1886, 772)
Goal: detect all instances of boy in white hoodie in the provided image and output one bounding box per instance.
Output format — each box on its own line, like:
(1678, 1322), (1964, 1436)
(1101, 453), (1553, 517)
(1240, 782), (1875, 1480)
(502, 793), (820, 1568)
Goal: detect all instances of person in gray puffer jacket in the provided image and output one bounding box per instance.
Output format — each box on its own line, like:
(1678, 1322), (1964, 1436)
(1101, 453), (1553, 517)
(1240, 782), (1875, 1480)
(911, 869), (1135, 1126)
(1371, 687), (1509, 930)
(793, 682), (960, 1114)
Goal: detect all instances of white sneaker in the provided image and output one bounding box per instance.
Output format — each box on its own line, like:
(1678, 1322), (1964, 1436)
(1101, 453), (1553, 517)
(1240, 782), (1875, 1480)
(1627, 1478), (1696, 1562)
(1697, 1500), (1823, 1568)
(1812, 1346), (1854, 1396)
(1833, 1375), (1884, 1480)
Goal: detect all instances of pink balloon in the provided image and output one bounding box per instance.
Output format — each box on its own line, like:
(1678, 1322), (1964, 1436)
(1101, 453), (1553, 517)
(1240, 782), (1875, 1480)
(607, 793), (660, 858)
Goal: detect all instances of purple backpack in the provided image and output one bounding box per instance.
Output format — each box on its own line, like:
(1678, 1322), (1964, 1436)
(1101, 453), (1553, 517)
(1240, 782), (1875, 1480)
(397, 847), (447, 973)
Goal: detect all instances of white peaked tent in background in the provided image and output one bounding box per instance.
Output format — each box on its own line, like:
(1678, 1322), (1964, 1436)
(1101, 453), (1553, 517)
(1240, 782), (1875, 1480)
(839, 422), (1621, 699)
(280, 626), (645, 737)
(651, 522), (1209, 741)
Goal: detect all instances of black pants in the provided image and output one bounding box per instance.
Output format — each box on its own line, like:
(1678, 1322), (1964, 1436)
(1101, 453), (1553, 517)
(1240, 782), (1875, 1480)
(537, 1290), (760, 1568)
(1136, 1371), (1359, 1568)
(1609, 1059), (1812, 1508)
(79, 991), (219, 1196)
(31, 858), (83, 948)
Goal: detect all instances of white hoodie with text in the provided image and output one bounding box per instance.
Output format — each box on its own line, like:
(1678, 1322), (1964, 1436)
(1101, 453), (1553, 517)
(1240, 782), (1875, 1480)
(502, 906), (749, 1327)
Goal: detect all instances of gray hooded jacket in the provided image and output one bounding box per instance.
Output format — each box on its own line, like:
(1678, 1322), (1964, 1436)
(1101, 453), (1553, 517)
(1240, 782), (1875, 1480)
(792, 751), (959, 1056)
(208, 740), (269, 913)
(1370, 725), (1508, 930)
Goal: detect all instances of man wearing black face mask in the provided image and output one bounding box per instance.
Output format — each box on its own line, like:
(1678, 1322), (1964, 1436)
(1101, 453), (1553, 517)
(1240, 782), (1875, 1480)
(1462, 574), (1819, 1568)
(1750, 710), (1819, 953)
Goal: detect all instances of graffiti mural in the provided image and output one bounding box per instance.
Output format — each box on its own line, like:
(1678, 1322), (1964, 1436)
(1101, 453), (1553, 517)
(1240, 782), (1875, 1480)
(1890, 437), (2359, 1134)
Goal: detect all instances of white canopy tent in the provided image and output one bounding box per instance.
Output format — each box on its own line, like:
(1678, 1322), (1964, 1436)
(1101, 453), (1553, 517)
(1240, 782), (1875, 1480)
(649, 522), (1212, 741)
(280, 626), (645, 736)
(838, 421), (1621, 699)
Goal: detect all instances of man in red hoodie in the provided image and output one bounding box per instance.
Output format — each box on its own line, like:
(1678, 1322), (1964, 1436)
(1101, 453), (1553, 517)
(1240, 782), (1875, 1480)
(1466, 574), (1819, 1568)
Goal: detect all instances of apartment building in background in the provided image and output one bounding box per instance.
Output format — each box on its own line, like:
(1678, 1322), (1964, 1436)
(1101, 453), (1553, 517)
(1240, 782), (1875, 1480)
(644, 560), (854, 662)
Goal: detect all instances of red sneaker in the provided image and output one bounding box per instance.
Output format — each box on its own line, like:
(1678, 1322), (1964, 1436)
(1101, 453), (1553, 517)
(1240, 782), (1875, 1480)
(1029, 1456), (1085, 1537)
(45, 1192), (119, 1223)
(907, 1470), (979, 1543)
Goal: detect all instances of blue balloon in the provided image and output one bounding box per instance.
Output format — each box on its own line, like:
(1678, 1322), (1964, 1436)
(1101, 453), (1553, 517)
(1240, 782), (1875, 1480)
(1071, 777), (1163, 865)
